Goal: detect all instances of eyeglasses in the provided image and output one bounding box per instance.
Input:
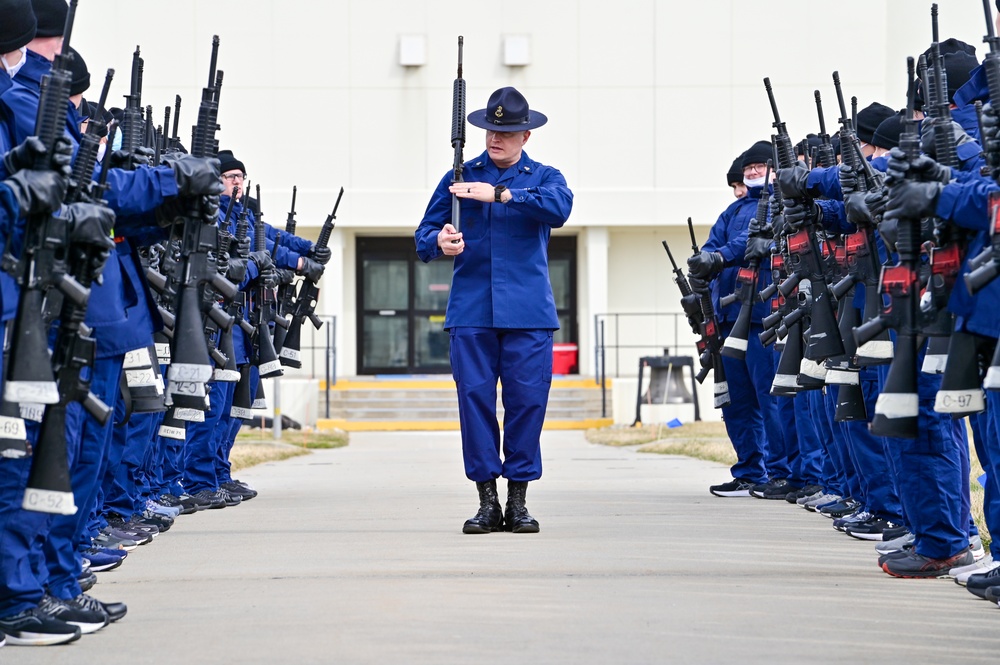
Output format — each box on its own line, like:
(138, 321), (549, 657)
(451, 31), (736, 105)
(222, 173), (246, 181)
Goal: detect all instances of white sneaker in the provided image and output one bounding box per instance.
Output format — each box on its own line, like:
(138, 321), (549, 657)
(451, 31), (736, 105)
(875, 531), (914, 555)
(952, 558), (998, 585)
(970, 535), (986, 561)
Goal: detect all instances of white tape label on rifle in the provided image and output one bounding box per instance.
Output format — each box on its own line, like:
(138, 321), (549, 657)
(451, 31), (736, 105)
(167, 381), (207, 398)
(126, 369), (157, 387)
(874, 393), (918, 418)
(174, 408), (206, 422)
(123, 348), (152, 369)
(0, 416), (26, 440)
(18, 403), (45, 423)
(279, 347), (301, 362)
(22, 488), (77, 515)
(213, 369), (241, 382)
(154, 343), (172, 364)
(158, 425), (186, 440)
(5, 381), (59, 405)
(259, 360), (283, 377)
(167, 363), (214, 383)
(230, 406), (253, 420)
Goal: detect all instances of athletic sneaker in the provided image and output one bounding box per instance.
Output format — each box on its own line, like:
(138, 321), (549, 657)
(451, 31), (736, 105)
(970, 535), (985, 561)
(786, 484), (823, 504)
(709, 479), (753, 497)
(965, 564), (1000, 598)
(819, 498), (860, 519)
(0, 607), (81, 646)
(845, 517), (902, 541)
(37, 594), (107, 634)
(802, 493), (841, 512)
(81, 548), (125, 573)
(984, 586), (1000, 605)
(221, 480), (257, 500)
(876, 531), (915, 556)
(833, 510), (871, 532)
(145, 499), (181, 519)
(95, 528), (142, 550)
(879, 524), (910, 542)
(882, 548), (974, 579)
(65, 593), (126, 624)
(159, 493), (204, 515)
(215, 486), (243, 507)
(77, 570), (97, 593)
(192, 489), (228, 509)
(749, 479), (789, 499)
(951, 558), (998, 585)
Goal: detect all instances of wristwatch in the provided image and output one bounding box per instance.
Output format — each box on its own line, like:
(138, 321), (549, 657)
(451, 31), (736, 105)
(494, 185), (507, 203)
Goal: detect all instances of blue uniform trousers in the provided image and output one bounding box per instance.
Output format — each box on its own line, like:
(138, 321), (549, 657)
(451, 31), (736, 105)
(450, 328), (552, 482)
(983, 393), (1000, 558)
(0, 457), (48, 618)
(182, 380), (232, 494)
(820, 388), (861, 500)
(213, 381), (240, 484)
(881, 363), (970, 559)
(103, 405), (155, 518)
(843, 374), (902, 522)
(43, 356), (122, 599)
(134, 411), (163, 506)
(719, 325), (779, 484)
(789, 392), (823, 487)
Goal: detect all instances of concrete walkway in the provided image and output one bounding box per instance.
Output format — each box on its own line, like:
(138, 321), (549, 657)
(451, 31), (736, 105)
(12, 431), (1000, 664)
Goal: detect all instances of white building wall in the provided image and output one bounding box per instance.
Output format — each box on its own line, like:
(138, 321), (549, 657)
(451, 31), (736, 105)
(69, 0), (989, 395)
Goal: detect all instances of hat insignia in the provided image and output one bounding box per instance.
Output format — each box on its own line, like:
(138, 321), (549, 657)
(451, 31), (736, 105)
(495, 105), (503, 118)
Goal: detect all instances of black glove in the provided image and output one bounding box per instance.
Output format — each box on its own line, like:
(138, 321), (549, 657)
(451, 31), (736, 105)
(680, 293), (702, 322)
(215, 250), (230, 277)
(262, 269), (279, 290)
(878, 217), (898, 254)
(982, 103), (1000, 169)
(838, 163), (860, 197)
(276, 267), (295, 286)
(864, 187), (888, 221)
(3, 169), (67, 216)
(64, 202), (115, 250)
(883, 180), (943, 227)
(744, 237), (773, 262)
(226, 257), (248, 284)
(296, 256), (324, 282)
(309, 244), (332, 265)
(3, 136), (73, 177)
(885, 147), (951, 184)
(200, 193), (220, 225)
(775, 162), (813, 199)
(687, 274), (710, 295)
(782, 199), (822, 230)
(844, 191), (872, 226)
(234, 234), (251, 258)
(769, 210), (787, 238)
(109, 146), (154, 170)
(163, 155), (224, 198)
(249, 250), (273, 273)
(919, 117), (975, 161)
(686, 250), (724, 279)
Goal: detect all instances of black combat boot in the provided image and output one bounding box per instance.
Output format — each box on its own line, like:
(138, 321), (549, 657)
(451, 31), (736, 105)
(504, 481), (540, 533)
(462, 480), (504, 534)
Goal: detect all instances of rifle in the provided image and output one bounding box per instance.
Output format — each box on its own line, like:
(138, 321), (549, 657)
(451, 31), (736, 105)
(120, 46), (144, 157)
(165, 35), (237, 411)
(764, 76), (844, 362)
(280, 187), (344, 368)
(271, 186), (298, 355)
(684, 218), (730, 408)
(813, 91), (837, 168)
(854, 58), (922, 439)
(250, 185), (283, 379)
(449, 36), (466, 240)
(721, 160), (771, 361)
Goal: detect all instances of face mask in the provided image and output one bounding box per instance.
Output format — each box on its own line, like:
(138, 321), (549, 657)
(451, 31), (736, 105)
(112, 127), (123, 151)
(97, 141), (107, 164)
(744, 175), (766, 188)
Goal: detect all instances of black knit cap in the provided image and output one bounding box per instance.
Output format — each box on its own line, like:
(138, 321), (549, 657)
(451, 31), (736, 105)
(872, 112), (904, 150)
(921, 37), (977, 61)
(856, 102), (895, 144)
(726, 154), (744, 186)
(740, 140), (773, 169)
(0, 0), (37, 52)
(30, 0), (68, 37)
(794, 133), (822, 157)
(217, 149), (246, 175)
(943, 51), (979, 103)
(67, 47), (89, 95)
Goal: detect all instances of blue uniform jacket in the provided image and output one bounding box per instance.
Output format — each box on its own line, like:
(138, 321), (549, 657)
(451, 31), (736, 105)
(415, 150), (573, 329)
(936, 173), (1000, 338)
(701, 186), (773, 326)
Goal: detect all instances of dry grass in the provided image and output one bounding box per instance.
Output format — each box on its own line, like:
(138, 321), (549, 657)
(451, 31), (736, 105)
(229, 428), (349, 473)
(587, 421), (991, 549)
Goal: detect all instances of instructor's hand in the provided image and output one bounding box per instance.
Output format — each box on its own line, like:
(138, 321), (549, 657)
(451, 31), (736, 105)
(438, 223), (464, 255)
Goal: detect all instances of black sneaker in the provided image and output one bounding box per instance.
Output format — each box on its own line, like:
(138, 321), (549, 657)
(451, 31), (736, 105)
(107, 514), (159, 540)
(966, 563), (1000, 599)
(78, 570), (97, 593)
(160, 493), (203, 515)
(38, 593), (107, 634)
(0, 607), (81, 646)
(192, 489), (227, 509)
(137, 512), (173, 532)
(880, 524), (910, 542)
(749, 479), (787, 499)
(65, 593), (127, 624)
(221, 481), (257, 500)
(216, 487), (243, 507)
(845, 517), (903, 541)
(819, 498), (860, 518)
(709, 479), (753, 497)
(785, 484), (823, 504)
(882, 548), (974, 579)
(762, 480), (804, 500)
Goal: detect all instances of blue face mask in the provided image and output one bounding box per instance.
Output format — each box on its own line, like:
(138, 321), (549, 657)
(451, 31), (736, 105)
(112, 127), (123, 151)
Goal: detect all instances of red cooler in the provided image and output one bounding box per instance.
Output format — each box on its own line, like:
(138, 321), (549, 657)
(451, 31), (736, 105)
(552, 343), (578, 375)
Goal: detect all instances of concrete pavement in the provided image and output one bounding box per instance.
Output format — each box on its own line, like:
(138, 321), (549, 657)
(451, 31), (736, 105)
(11, 431), (1000, 664)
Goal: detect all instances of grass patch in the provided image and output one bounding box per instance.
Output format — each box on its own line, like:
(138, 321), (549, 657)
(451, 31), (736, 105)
(237, 428), (349, 449)
(229, 428), (349, 473)
(587, 421), (990, 549)
(229, 443), (309, 473)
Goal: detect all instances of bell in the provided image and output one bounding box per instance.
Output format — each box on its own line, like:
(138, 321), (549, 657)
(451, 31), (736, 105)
(642, 362), (694, 405)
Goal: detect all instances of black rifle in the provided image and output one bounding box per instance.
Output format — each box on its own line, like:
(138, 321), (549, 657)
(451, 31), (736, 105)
(165, 35), (237, 411)
(685, 218), (730, 407)
(813, 91), (837, 168)
(280, 187), (343, 368)
(271, 186), (298, 355)
(449, 36), (465, 240)
(120, 46), (144, 157)
(765, 77), (844, 362)
(249, 185), (283, 379)
(854, 58), (922, 439)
